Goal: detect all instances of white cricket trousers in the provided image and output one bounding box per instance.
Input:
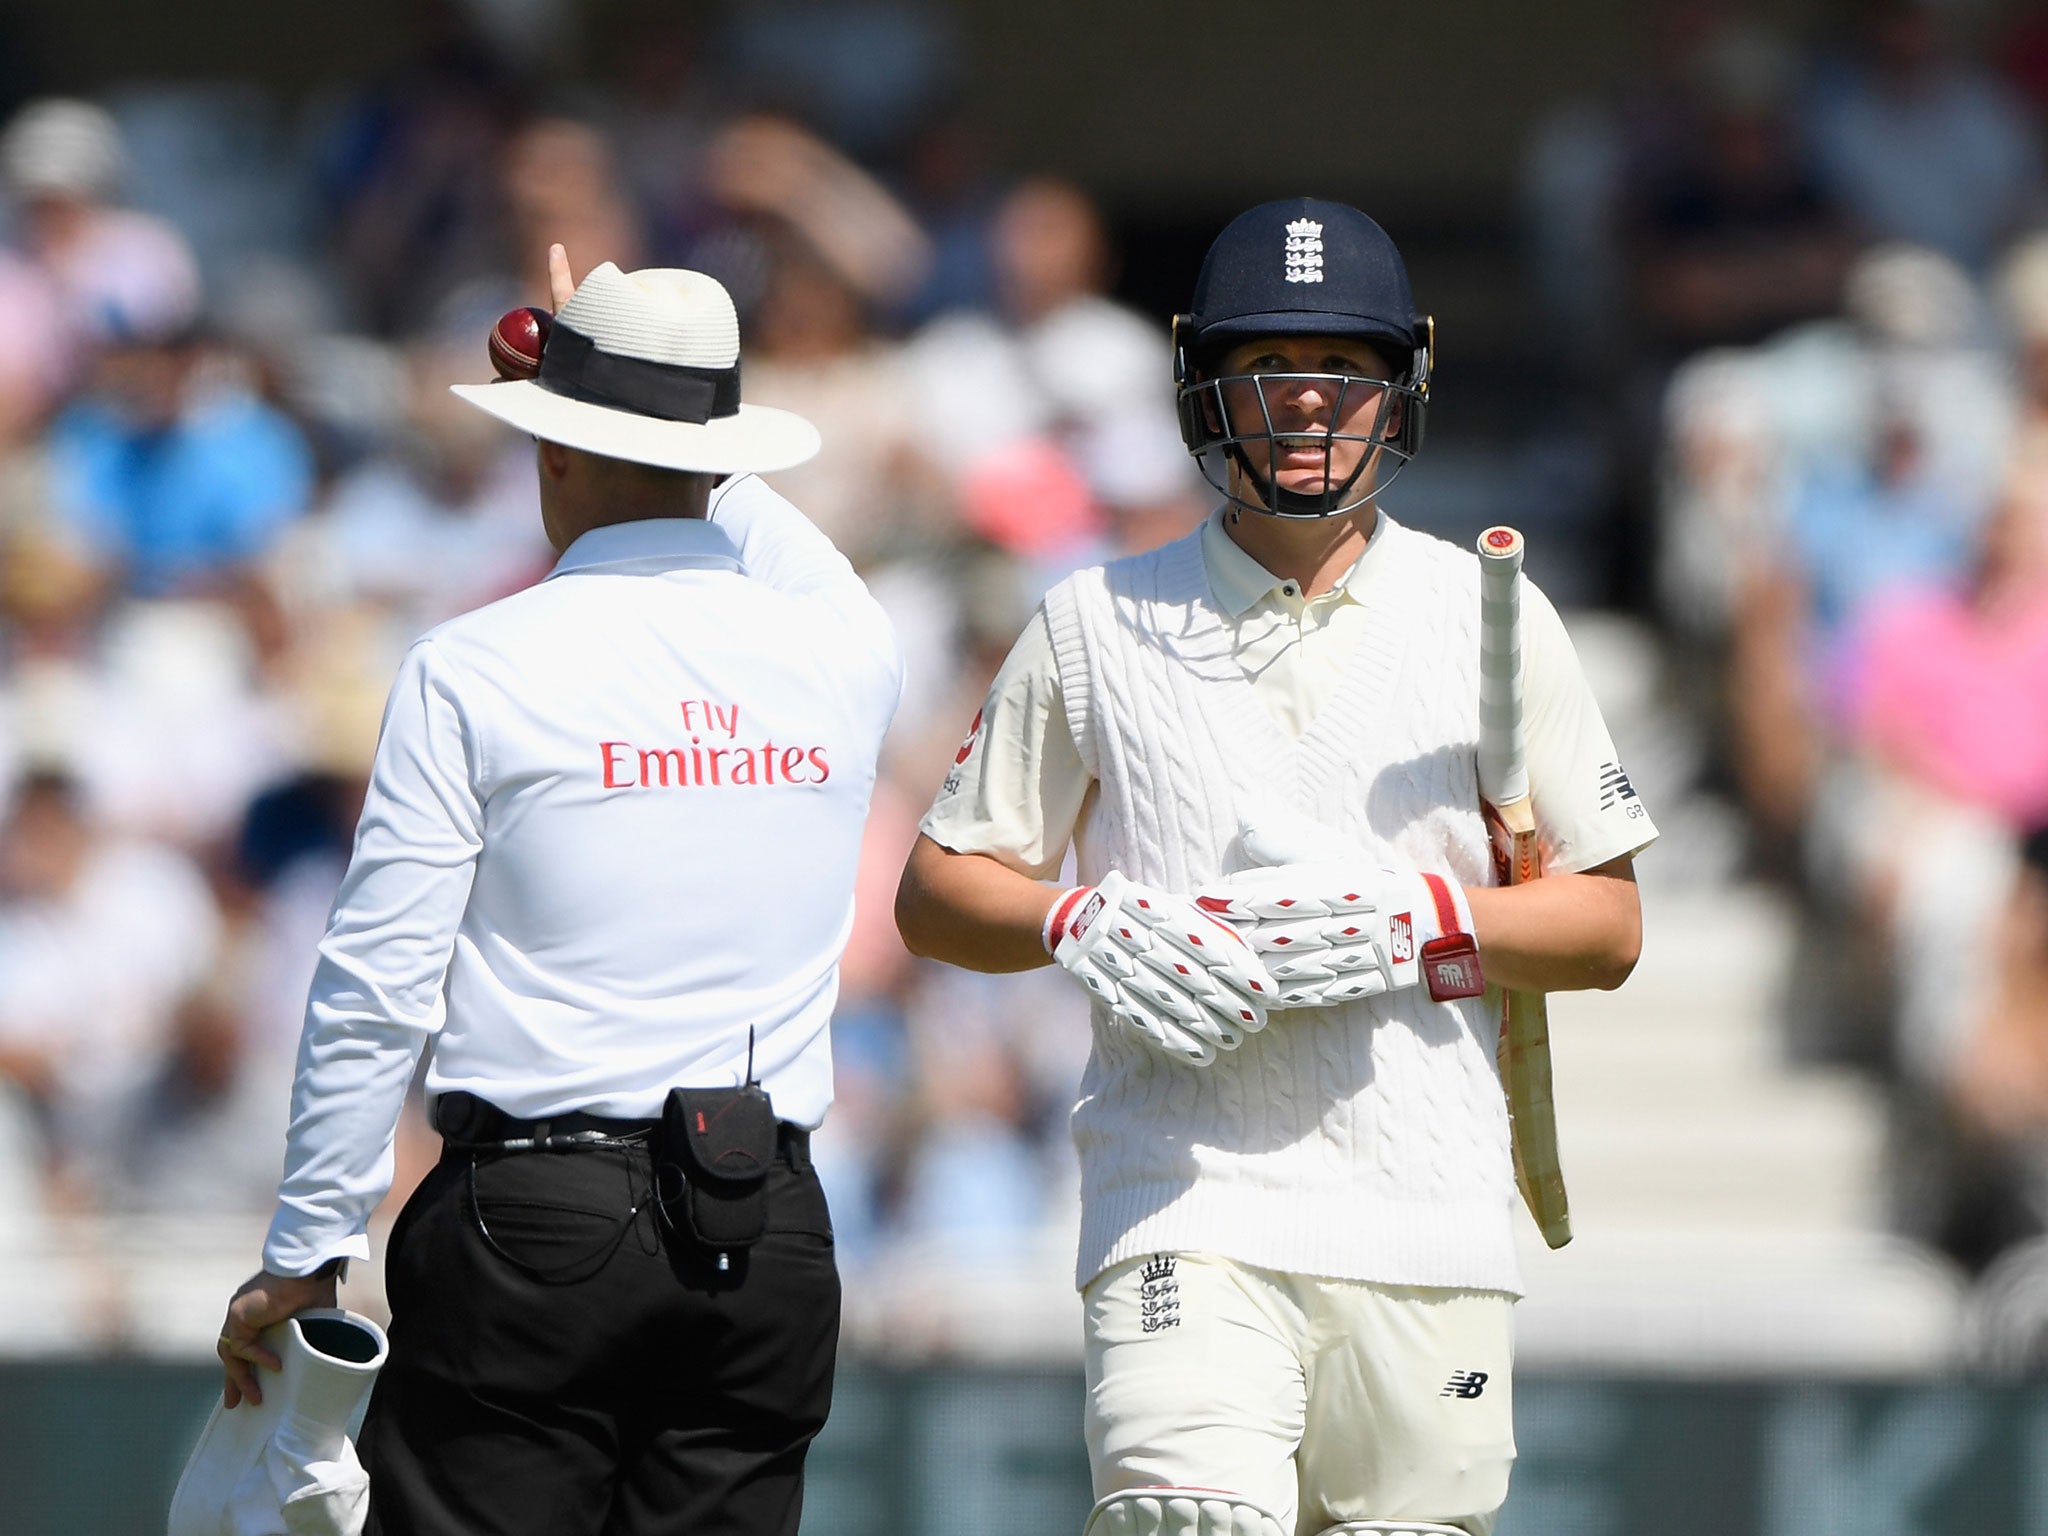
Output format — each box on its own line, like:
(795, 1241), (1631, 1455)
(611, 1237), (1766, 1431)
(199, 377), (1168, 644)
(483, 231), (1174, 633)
(1083, 1253), (1516, 1536)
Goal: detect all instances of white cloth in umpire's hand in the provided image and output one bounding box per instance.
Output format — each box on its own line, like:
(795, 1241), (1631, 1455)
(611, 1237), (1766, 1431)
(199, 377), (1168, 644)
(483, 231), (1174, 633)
(1049, 871), (1274, 1065)
(1196, 814), (1478, 1008)
(168, 1310), (387, 1536)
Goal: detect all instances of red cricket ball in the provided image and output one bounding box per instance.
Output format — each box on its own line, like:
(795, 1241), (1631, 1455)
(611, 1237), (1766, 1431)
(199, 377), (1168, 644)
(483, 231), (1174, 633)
(488, 306), (553, 380)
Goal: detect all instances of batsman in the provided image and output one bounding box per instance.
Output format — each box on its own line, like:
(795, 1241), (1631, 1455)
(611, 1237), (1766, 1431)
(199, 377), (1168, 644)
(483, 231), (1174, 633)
(896, 199), (1656, 1536)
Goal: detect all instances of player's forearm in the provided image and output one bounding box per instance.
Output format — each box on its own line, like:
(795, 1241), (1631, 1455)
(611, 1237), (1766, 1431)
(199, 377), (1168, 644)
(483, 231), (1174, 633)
(1465, 856), (1641, 993)
(895, 834), (1060, 974)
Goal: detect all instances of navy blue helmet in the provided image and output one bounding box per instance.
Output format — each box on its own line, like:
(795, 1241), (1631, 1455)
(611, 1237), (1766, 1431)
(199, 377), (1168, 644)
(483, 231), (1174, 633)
(1174, 198), (1432, 518)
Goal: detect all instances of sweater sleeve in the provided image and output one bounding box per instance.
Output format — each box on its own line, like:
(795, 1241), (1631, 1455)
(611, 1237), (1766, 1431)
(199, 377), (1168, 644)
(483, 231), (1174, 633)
(919, 605), (1091, 879)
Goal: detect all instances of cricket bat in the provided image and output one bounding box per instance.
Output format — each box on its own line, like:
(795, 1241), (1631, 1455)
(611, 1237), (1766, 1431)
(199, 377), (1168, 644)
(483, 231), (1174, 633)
(1476, 525), (1572, 1249)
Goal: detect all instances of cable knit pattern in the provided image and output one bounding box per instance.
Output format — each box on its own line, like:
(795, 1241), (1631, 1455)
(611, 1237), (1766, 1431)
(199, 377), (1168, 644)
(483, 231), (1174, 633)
(1043, 518), (1519, 1295)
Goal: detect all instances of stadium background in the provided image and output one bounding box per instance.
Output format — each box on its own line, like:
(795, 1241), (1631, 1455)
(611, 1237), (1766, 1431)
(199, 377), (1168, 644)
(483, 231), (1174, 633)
(3, 0), (2048, 1530)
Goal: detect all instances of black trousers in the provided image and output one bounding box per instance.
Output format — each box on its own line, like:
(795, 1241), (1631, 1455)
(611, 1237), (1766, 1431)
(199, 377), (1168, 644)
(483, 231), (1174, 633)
(359, 1133), (838, 1536)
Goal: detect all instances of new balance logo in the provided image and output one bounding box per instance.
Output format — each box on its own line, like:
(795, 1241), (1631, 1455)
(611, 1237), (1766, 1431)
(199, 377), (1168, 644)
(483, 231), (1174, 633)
(1596, 761), (1638, 809)
(1389, 912), (1414, 963)
(1072, 891), (1107, 942)
(1441, 1370), (1489, 1399)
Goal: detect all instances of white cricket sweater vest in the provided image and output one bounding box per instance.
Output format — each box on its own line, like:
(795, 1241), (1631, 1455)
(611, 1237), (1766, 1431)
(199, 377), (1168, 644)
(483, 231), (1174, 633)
(1044, 519), (1520, 1295)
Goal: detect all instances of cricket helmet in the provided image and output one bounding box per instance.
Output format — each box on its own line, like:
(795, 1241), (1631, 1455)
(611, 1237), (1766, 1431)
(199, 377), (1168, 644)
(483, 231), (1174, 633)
(1174, 197), (1432, 518)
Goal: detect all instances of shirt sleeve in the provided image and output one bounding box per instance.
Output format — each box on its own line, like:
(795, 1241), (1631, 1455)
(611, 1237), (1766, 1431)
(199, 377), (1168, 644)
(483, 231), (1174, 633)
(918, 607), (1092, 880)
(709, 471), (904, 721)
(262, 637), (485, 1276)
(1520, 582), (1659, 875)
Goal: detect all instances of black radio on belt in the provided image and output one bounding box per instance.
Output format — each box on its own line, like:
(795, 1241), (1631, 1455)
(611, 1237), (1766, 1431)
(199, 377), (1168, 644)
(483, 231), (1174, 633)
(653, 1032), (778, 1269)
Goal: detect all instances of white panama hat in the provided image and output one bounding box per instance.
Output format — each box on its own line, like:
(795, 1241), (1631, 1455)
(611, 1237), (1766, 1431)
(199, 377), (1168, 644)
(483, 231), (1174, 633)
(450, 263), (820, 474)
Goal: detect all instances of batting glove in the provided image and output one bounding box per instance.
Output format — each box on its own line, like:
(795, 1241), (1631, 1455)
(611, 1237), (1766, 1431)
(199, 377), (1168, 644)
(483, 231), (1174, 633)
(1045, 872), (1275, 1066)
(1195, 818), (1484, 1008)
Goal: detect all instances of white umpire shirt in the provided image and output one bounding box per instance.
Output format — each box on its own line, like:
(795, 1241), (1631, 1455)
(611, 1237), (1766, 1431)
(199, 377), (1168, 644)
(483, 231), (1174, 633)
(262, 474), (903, 1277)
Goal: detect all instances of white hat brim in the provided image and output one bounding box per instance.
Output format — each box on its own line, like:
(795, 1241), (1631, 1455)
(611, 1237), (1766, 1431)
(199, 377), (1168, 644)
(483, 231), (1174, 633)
(450, 381), (820, 474)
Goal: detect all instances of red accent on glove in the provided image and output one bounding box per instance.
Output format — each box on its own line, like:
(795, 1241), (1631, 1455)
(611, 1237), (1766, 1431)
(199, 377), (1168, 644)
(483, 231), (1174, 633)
(1042, 886), (1092, 956)
(1419, 872), (1485, 1000)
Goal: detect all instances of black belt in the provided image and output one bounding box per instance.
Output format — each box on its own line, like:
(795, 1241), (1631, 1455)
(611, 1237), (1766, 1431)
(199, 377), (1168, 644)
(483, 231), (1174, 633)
(434, 1091), (811, 1170)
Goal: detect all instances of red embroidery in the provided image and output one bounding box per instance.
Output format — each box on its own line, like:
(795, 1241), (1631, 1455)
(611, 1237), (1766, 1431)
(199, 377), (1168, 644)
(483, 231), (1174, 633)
(596, 739), (834, 789)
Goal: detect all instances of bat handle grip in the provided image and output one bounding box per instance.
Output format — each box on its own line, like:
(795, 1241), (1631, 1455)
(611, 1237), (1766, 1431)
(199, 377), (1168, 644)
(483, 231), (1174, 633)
(1476, 526), (1528, 807)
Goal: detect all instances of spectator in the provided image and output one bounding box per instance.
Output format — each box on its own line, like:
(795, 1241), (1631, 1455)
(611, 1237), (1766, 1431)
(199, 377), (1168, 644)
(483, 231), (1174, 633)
(0, 97), (201, 363)
(992, 176), (1189, 506)
(893, 966), (1075, 1267)
(1786, 381), (1984, 687)
(1662, 243), (2012, 849)
(1627, 23), (1852, 357)
(0, 250), (73, 447)
(0, 458), (112, 665)
(2, 596), (288, 851)
(1797, 459), (2048, 1271)
(700, 113), (932, 316)
(312, 0), (524, 334)
(1997, 231), (2048, 465)
(742, 229), (936, 568)
(900, 178), (1186, 567)
(593, 3), (723, 264)
(122, 651), (394, 1216)
(0, 768), (220, 1208)
(1524, 4), (1833, 378)
(281, 312), (551, 639)
(716, 0), (964, 163)
(1845, 457), (2048, 833)
(812, 775), (928, 1270)
(499, 117), (646, 309)
(893, 101), (1005, 324)
(1805, 0), (2044, 271)
(43, 305), (316, 599)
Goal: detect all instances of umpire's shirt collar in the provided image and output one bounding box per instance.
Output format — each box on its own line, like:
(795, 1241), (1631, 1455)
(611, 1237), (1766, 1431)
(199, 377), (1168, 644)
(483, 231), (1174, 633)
(1200, 507), (1390, 616)
(546, 516), (744, 579)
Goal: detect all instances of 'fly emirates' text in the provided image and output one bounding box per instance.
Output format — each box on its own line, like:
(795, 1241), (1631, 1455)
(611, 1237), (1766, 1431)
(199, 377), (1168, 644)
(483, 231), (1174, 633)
(599, 699), (831, 790)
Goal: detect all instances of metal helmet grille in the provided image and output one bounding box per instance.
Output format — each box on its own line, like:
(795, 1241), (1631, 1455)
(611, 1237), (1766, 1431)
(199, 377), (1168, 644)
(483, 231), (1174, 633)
(1174, 364), (1429, 520)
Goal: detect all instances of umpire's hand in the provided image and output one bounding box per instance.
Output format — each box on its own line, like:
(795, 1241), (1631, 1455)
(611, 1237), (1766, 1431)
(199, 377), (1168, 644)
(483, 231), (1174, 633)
(216, 1268), (337, 1408)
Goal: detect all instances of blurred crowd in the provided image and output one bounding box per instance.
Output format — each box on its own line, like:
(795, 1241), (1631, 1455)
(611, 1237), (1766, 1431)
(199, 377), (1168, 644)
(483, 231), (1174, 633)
(1533, 0), (2048, 1353)
(3, 0), (2048, 1357)
(0, 0), (1210, 1350)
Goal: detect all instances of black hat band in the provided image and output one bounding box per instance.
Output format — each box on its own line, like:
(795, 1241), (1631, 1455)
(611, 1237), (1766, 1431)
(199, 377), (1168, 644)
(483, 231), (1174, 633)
(536, 323), (741, 424)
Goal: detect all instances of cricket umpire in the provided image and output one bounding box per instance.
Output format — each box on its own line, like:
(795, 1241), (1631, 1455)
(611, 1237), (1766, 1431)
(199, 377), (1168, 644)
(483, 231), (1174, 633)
(214, 250), (902, 1536)
(897, 200), (1656, 1536)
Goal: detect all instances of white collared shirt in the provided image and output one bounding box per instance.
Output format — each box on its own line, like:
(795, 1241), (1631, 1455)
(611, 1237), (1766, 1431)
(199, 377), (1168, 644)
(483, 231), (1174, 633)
(921, 507), (1655, 879)
(263, 475), (902, 1275)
